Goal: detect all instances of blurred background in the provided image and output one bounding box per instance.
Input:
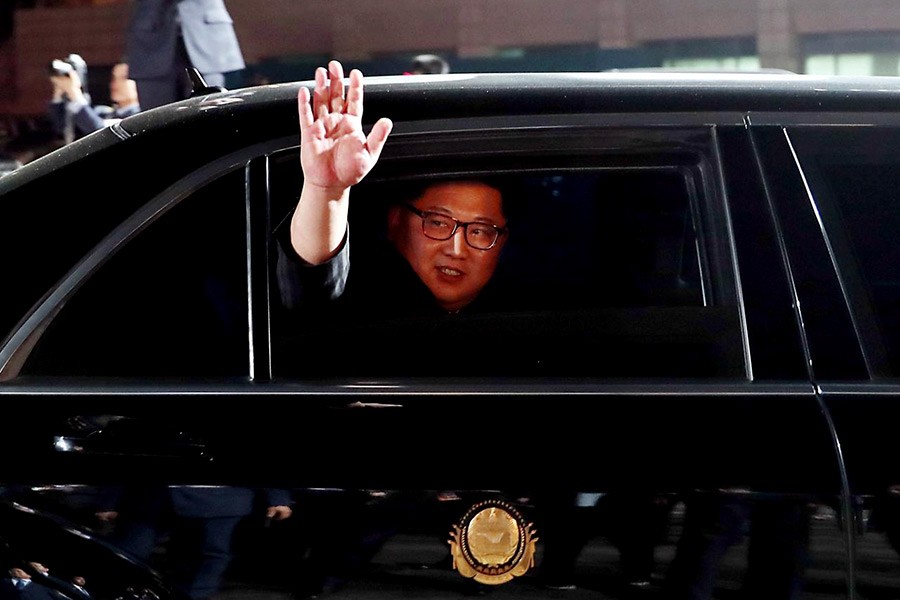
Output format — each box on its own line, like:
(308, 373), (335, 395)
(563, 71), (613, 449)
(3, 0), (900, 167)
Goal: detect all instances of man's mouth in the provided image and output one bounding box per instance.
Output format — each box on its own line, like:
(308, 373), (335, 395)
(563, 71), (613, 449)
(437, 266), (463, 277)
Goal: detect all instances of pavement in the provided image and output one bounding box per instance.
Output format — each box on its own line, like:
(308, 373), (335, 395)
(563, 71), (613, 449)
(209, 511), (900, 600)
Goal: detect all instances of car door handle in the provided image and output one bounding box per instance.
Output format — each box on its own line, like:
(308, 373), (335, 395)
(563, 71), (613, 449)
(346, 401), (403, 409)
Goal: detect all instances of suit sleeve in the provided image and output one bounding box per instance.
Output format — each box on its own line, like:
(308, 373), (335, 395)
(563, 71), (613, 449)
(69, 105), (106, 137)
(47, 102), (66, 137)
(261, 488), (293, 507)
(275, 225), (350, 311)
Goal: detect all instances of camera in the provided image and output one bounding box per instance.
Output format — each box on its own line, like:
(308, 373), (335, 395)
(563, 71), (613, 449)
(49, 59), (75, 78)
(48, 53), (87, 79)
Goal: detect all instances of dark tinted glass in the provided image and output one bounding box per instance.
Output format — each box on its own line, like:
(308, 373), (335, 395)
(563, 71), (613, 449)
(789, 127), (900, 378)
(22, 169), (249, 377)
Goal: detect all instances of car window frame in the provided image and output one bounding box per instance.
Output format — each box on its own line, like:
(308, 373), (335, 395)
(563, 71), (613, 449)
(265, 118), (751, 384)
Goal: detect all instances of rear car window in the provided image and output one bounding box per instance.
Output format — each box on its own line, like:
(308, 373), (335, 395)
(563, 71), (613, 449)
(20, 169), (250, 378)
(789, 127), (900, 379)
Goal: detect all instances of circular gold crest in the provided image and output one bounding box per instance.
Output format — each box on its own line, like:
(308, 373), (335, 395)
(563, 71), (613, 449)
(448, 499), (538, 585)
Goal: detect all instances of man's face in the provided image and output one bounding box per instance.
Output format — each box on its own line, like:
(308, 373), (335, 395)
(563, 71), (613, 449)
(389, 181), (507, 312)
(109, 63), (137, 106)
(9, 569), (29, 580)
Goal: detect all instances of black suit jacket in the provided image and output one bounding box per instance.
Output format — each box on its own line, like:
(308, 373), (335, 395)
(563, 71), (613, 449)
(126, 0), (245, 79)
(102, 486), (292, 519)
(48, 101), (105, 142)
(0, 579), (62, 600)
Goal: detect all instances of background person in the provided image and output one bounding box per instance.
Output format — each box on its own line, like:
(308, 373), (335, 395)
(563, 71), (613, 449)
(408, 53), (450, 75)
(94, 61), (141, 125)
(96, 486), (292, 600)
(66, 577), (89, 600)
(126, 0), (245, 110)
(0, 564), (63, 600)
(23, 563), (83, 600)
(48, 58), (141, 144)
(47, 53), (93, 144)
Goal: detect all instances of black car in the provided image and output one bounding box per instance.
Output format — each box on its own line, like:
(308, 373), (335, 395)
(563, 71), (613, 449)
(2, 70), (900, 600)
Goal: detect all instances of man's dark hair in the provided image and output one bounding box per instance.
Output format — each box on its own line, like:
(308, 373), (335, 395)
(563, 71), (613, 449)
(411, 54), (450, 75)
(389, 175), (519, 223)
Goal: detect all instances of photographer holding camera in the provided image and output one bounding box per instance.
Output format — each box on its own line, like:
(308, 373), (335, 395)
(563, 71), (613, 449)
(48, 55), (141, 145)
(48, 53), (95, 144)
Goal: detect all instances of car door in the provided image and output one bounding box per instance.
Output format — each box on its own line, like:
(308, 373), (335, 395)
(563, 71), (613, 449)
(0, 130), (258, 600)
(261, 113), (850, 599)
(778, 122), (900, 599)
(0, 109), (852, 600)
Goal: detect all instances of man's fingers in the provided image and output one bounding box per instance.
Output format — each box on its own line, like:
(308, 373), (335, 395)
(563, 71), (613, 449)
(328, 60), (345, 114)
(346, 69), (364, 117)
(366, 118), (393, 163)
(297, 86), (314, 130)
(313, 67), (330, 122)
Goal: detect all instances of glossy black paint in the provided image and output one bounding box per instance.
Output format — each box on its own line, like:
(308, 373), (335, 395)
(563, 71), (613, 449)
(3, 71), (900, 599)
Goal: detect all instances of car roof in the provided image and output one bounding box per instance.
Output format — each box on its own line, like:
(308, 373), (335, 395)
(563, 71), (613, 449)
(4, 70), (900, 196)
(118, 70), (900, 134)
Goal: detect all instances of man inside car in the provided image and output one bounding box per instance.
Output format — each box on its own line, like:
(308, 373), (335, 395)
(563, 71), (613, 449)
(278, 60), (510, 316)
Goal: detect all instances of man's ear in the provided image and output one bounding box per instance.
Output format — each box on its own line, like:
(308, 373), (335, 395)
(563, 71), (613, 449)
(386, 204), (403, 242)
(495, 229), (509, 251)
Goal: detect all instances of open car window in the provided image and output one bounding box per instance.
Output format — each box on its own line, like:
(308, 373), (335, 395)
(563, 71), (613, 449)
(268, 126), (745, 381)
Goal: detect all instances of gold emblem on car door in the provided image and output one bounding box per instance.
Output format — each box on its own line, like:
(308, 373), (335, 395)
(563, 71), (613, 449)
(448, 500), (538, 585)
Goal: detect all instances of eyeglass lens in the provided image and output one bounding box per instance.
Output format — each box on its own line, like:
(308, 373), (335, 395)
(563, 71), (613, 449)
(420, 212), (499, 249)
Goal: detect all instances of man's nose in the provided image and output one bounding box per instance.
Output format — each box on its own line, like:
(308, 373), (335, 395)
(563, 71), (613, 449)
(448, 227), (468, 255)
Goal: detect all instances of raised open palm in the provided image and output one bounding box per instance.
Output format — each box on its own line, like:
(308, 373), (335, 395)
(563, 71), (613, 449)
(298, 61), (392, 191)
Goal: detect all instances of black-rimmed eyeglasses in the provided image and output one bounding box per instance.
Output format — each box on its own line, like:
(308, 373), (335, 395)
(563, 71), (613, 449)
(402, 204), (507, 250)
